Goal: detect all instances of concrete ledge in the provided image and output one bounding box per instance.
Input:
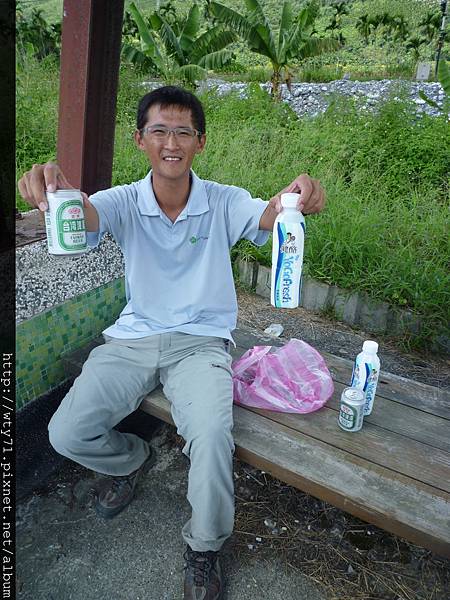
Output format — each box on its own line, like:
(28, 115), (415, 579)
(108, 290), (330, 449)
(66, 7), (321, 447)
(16, 229), (124, 322)
(238, 259), (258, 289)
(301, 278), (330, 312)
(236, 259), (429, 340)
(255, 265), (271, 300)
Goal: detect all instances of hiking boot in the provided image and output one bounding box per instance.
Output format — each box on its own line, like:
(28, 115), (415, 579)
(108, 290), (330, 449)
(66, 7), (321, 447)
(183, 545), (224, 600)
(94, 446), (156, 519)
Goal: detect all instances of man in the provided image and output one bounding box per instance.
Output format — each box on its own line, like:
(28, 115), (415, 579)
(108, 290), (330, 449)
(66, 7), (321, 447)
(18, 86), (325, 600)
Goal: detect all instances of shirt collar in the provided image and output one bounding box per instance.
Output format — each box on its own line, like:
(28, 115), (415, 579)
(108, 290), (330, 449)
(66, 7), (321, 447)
(137, 170), (209, 218)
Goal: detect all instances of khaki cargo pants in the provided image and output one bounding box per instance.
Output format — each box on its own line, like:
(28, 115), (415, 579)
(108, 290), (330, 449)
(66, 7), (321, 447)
(48, 332), (235, 552)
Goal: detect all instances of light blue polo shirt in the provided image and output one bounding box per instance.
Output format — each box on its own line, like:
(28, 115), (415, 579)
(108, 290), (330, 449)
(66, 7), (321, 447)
(87, 170), (269, 342)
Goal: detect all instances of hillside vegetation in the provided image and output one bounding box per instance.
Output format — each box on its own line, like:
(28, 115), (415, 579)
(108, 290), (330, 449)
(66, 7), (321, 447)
(19, 0), (448, 80)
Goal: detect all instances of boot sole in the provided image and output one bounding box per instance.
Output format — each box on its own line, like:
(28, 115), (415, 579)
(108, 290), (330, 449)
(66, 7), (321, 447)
(94, 446), (156, 520)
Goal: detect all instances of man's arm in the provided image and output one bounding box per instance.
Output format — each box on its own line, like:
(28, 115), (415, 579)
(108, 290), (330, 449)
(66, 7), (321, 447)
(17, 162), (99, 232)
(259, 173), (326, 231)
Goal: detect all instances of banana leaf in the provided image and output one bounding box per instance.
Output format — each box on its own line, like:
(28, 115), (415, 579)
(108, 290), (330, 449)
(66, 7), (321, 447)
(129, 2), (165, 71)
(158, 16), (185, 64)
(289, 36), (340, 61)
(278, 1), (293, 52)
(197, 49), (234, 70)
(209, 1), (266, 54)
(177, 63), (208, 83)
(244, 0), (277, 59)
(190, 27), (236, 64)
(180, 3), (201, 44)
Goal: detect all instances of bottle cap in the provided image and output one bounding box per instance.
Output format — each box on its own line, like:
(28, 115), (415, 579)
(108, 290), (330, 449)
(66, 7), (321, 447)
(362, 340), (378, 354)
(280, 193), (300, 209)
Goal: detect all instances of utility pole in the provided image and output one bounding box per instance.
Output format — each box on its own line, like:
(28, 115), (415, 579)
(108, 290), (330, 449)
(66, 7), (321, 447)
(435, 0), (448, 77)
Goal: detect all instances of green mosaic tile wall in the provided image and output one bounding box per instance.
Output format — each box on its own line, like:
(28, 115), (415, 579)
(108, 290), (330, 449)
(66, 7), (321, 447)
(16, 277), (126, 409)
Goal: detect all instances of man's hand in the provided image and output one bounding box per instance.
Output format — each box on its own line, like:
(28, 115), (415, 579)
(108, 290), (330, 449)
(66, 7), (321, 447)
(17, 161), (99, 231)
(18, 162), (76, 211)
(259, 174), (325, 231)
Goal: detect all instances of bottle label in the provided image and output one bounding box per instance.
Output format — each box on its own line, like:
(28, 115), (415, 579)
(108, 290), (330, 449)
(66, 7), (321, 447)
(351, 358), (380, 413)
(350, 360), (371, 391)
(364, 367), (379, 412)
(56, 201), (87, 251)
(339, 402), (359, 430)
(273, 221), (305, 308)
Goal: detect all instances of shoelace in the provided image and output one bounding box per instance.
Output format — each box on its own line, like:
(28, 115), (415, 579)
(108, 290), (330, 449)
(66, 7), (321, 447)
(183, 550), (215, 587)
(110, 475), (133, 494)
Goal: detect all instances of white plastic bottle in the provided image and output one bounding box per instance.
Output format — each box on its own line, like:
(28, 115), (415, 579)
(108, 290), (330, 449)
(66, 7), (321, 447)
(270, 193), (306, 309)
(350, 340), (381, 416)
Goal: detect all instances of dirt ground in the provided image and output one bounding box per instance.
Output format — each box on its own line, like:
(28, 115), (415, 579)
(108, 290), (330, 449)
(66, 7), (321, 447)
(232, 285), (450, 600)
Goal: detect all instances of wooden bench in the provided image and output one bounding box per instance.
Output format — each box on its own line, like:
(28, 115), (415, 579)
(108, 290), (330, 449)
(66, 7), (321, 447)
(64, 326), (450, 558)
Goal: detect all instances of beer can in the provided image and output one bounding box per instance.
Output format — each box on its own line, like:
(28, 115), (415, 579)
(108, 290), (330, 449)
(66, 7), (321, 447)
(44, 189), (87, 255)
(338, 387), (365, 432)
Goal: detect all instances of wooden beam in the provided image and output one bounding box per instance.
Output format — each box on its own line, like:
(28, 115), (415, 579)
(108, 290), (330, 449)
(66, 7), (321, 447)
(57, 0), (125, 195)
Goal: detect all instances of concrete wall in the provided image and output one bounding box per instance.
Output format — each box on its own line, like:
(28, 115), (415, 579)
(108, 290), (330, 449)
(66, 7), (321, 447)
(16, 232), (125, 408)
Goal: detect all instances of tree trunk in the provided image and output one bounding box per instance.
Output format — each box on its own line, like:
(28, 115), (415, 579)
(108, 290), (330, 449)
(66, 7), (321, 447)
(271, 67), (281, 100)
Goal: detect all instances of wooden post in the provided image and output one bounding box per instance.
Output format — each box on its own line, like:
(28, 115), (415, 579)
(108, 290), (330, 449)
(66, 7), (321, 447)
(57, 0), (125, 195)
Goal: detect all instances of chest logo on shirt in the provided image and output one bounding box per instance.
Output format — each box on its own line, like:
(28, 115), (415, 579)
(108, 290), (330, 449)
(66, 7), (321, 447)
(189, 235), (209, 245)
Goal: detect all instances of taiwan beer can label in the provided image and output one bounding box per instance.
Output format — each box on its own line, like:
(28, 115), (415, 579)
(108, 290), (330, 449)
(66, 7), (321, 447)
(45, 190), (87, 255)
(338, 387), (365, 432)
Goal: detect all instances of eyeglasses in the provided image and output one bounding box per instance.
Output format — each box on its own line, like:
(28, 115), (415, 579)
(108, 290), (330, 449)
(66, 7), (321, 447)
(140, 125), (201, 141)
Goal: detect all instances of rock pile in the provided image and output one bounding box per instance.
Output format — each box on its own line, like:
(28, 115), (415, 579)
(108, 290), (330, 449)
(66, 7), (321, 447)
(202, 77), (446, 119)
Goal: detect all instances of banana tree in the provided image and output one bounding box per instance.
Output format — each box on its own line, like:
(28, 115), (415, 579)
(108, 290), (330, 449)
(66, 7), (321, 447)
(209, 0), (340, 98)
(123, 2), (237, 85)
(355, 14), (374, 45)
(419, 11), (441, 44)
(406, 36), (427, 62)
(391, 15), (408, 43)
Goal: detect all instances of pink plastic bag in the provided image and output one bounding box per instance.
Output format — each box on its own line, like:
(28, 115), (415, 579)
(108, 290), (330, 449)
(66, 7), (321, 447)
(232, 338), (334, 413)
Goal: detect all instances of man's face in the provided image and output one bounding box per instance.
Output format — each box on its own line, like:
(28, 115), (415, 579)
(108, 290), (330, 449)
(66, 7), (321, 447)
(134, 104), (206, 184)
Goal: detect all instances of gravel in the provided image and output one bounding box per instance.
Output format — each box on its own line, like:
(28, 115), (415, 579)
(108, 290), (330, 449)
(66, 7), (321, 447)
(144, 77), (448, 119)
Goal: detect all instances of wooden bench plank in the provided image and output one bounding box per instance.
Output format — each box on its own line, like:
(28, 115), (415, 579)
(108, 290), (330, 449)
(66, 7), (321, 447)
(323, 352), (450, 420)
(140, 390), (450, 558)
(328, 381), (450, 453)
(244, 405), (450, 493)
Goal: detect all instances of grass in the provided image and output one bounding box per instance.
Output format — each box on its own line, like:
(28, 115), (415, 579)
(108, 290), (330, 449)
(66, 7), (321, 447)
(199, 87), (449, 350)
(16, 55), (59, 211)
(16, 58), (450, 350)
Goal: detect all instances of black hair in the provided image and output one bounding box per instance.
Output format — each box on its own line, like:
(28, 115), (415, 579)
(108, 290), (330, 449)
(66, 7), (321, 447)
(136, 85), (206, 135)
